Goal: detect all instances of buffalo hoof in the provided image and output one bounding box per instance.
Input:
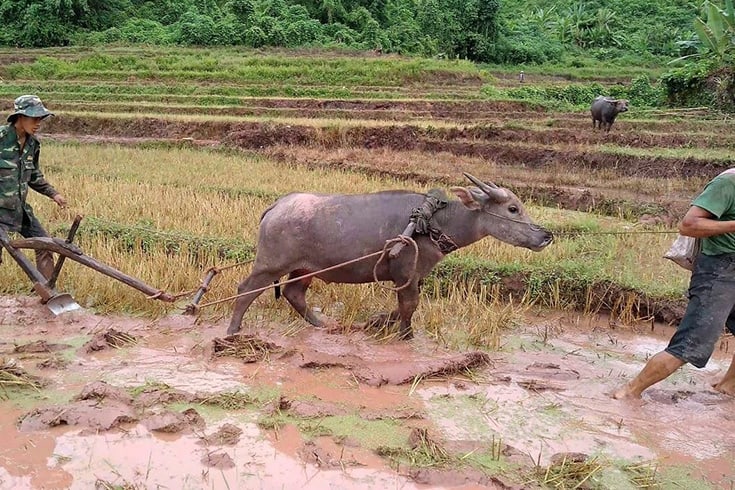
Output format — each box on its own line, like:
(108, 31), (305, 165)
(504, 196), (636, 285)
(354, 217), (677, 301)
(398, 329), (414, 341)
(226, 326), (241, 336)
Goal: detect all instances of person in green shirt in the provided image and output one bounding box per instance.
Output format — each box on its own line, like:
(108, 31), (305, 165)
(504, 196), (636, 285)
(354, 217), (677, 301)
(614, 168), (735, 399)
(0, 95), (67, 279)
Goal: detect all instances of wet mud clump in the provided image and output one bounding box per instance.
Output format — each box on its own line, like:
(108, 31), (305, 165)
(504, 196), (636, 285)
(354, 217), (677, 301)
(355, 351), (491, 386)
(299, 440), (364, 468)
(379, 428), (524, 488)
(201, 450), (236, 469)
(212, 334), (282, 362)
(18, 399), (138, 432)
(75, 381), (134, 404)
(13, 340), (71, 353)
(36, 355), (70, 370)
(133, 384), (196, 408)
(142, 407), (205, 433)
(84, 328), (138, 352)
(270, 395), (348, 418)
(20, 382), (138, 432)
(18, 381), (204, 434)
(198, 423), (243, 446)
(409, 468), (520, 489)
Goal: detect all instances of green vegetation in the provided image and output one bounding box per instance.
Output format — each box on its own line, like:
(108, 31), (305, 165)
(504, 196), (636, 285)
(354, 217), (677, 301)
(3, 1), (735, 111)
(0, 0), (697, 66)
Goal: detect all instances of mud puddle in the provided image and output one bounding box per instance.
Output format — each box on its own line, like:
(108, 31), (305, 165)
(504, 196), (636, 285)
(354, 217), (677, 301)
(0, 296), (734, 488)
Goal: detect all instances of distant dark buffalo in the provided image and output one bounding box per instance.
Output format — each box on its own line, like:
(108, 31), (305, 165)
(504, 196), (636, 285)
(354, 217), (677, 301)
(591, 96), (629, 132)
(227, 173), (553, 339)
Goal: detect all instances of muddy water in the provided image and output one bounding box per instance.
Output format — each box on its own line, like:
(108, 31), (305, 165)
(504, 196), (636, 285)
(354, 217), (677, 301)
(417, 316), (735, 487)
(1, 297), (734, 489)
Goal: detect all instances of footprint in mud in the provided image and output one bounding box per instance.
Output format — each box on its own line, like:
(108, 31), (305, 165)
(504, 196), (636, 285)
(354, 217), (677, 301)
(646, 389), (733, 405)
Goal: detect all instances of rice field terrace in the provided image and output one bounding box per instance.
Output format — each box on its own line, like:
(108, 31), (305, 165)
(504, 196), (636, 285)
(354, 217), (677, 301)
(0, 47), (733, 489)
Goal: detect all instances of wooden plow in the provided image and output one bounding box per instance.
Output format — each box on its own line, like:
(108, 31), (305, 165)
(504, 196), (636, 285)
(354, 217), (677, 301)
(1, 215), (177, 314)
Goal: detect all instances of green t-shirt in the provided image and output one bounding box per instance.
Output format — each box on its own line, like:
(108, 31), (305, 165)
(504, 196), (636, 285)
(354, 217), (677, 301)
(692, 169), (735, 256)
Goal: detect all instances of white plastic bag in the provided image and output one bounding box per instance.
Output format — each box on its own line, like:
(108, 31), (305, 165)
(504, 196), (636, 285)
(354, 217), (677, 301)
(663, 234), (701, 271)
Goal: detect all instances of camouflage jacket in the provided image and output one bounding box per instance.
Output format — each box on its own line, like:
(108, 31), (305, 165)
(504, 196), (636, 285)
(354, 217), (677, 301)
(0, 124), (58, 232)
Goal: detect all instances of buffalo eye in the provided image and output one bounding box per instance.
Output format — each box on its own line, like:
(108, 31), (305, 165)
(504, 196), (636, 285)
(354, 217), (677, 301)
(508, 205), (519, 214)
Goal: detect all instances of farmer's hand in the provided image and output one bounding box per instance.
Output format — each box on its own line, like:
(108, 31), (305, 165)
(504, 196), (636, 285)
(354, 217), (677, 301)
(52, 194), (67, 208)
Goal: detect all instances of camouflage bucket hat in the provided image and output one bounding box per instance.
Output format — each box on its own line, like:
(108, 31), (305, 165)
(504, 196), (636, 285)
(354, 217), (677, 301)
(7, 95), (54, 122)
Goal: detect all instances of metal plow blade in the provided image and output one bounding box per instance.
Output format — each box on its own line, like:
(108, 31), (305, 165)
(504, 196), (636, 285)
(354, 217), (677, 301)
(45, 292), (81, 315)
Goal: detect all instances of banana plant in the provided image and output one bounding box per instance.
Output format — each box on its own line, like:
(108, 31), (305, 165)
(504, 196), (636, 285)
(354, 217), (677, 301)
(673, 0), (735, 63)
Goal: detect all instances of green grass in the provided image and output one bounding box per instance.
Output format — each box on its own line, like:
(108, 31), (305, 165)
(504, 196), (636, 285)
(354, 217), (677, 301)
(3, 48), (485, 88)
(599, 144), (735, 162)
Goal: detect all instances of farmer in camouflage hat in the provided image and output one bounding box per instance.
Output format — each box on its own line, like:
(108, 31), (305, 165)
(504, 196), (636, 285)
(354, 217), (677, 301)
(0, 95), (67, 279)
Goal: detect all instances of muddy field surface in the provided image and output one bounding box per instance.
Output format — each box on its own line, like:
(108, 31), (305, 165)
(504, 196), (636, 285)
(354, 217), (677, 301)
(0, 295), (733, 489)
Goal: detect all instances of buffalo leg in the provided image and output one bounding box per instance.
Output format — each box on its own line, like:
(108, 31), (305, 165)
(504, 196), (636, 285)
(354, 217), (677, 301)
(396, 283), (420, 340)
(281, 271), (324, 327)
(227, 270), (281, 335)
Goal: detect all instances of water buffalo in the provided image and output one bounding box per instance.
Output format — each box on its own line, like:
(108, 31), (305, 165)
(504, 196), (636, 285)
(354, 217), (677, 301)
(591, 96), (629, 132)
(227, 173), (553, 339)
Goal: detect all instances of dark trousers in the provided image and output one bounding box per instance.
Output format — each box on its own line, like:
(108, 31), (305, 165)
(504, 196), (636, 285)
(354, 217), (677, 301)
(0, 212), (54, 280)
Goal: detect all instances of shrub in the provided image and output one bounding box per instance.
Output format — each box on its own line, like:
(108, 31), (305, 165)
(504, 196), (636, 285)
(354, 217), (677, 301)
(660, 61), (713, 107)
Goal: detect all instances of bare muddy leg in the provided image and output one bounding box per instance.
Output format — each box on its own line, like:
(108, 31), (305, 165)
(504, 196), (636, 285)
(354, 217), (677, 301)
(612, 351), (685, 400)
(712, 353), (735, 396)
(281, 272), (324, 327)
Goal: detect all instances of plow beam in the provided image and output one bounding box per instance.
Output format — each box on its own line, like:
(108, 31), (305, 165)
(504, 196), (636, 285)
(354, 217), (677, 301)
(10, 237), (175, 303)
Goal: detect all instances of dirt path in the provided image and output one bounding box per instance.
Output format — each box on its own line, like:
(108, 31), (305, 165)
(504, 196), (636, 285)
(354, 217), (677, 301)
(0, 296), (732, 489)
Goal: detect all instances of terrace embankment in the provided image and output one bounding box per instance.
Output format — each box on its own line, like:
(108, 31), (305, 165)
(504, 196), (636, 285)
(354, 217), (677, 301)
(42, 113), (734, 220)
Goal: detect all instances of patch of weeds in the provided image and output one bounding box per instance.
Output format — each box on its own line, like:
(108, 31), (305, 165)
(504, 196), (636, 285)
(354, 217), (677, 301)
(128, 380), (173, 398)
(2, 386), (72, 411)
(57, 335), (91, 362)
(52, 453), (73, 465)
(539, 402), (565, 420)
(528, 455), (606, 489)
(425, 393), (498, 440)
(61, 334), (92, 349)
(104, 330), (137, 348)
(258, 411), (409, 450)
(377, 428), (451, 469)
(94, 479), (142, 490)
(167, 402), (235, 423)
(198, 390), (256, 410)
(298, 417), (334, 438)
(657, 465), (715, 490)
(463, 448), (514, 476)
(0, 358), (46, 393)
(258, 411), (290, 432)
(623, 460), (661, 487)
(199, 386), (280, 410)
(212, 334), (281, 362)
(314, 415), (409, 449)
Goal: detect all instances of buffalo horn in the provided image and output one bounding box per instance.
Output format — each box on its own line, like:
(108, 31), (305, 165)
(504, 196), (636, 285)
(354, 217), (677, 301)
(463, 172), (507, 201)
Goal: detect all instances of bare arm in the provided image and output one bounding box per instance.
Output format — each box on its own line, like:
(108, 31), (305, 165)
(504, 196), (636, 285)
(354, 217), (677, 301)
(679, 205), (735, 237)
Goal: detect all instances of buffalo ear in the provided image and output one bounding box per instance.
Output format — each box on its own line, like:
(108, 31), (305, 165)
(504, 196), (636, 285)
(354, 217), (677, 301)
(451, 186), (481, 210)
